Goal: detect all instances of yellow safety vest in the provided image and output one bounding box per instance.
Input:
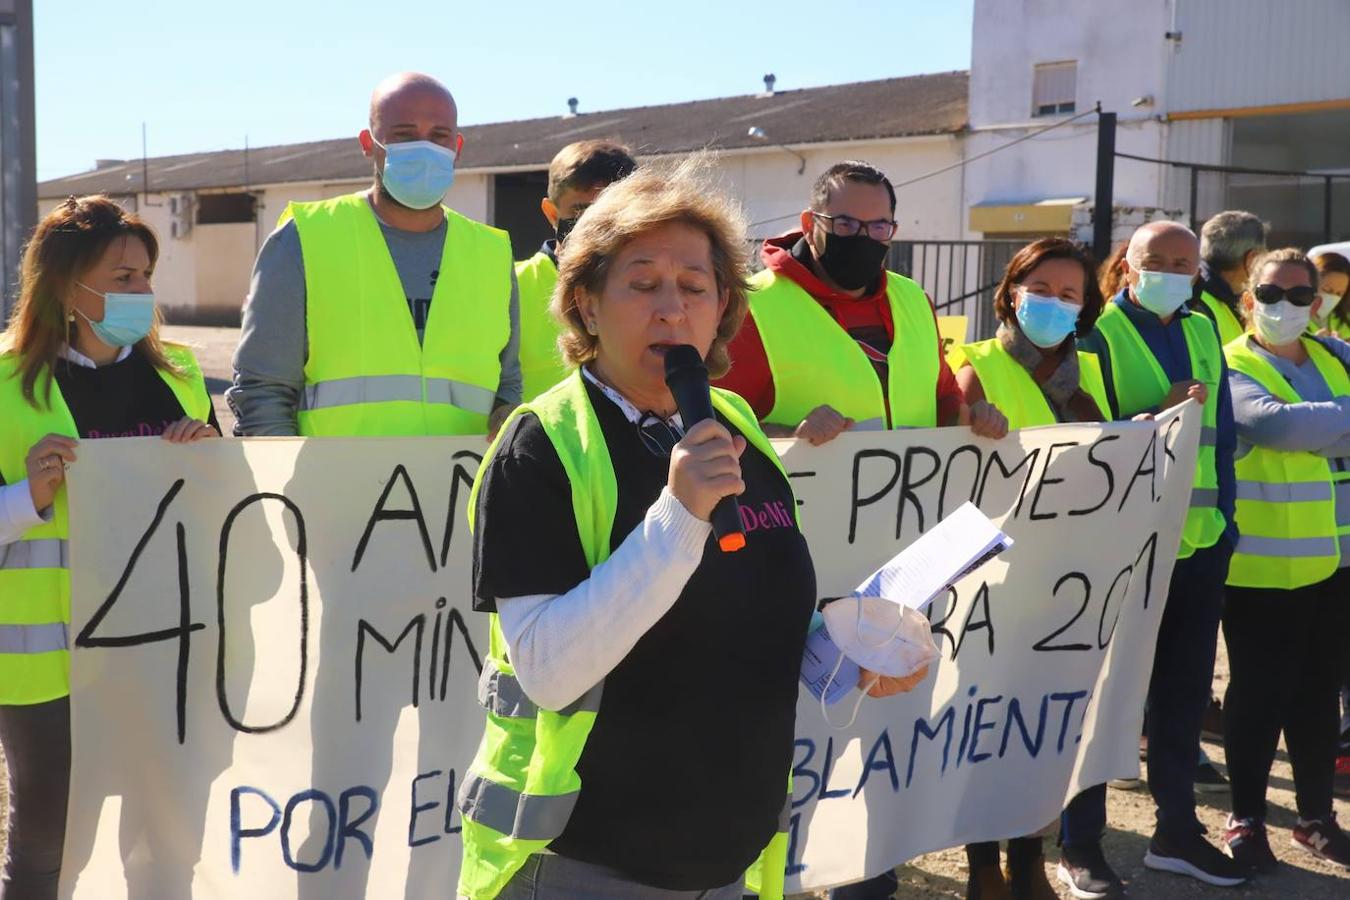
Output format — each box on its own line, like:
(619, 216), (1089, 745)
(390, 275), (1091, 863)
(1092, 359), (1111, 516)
(1194, 290), (1245, 346)
(456, 370), (794, 899)
(514, 250), (568, 401)
(1094, 304), (1226, 558)
(0, 344), (211, 705)
(287, 192), (513, 436)
(1310, 316), (1350, 343)
(1224, 334), (1349, 589)
(748, 268), (939, 429)
(947, 338), (1110, 428)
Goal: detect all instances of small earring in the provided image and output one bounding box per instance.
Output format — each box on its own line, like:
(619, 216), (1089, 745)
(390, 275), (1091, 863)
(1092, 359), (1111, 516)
(586, 321), (597, 335)
(66, 312), (75, 323)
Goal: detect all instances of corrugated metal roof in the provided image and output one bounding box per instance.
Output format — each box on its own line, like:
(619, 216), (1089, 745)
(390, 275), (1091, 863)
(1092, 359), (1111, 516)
(39, 71), (969, 198)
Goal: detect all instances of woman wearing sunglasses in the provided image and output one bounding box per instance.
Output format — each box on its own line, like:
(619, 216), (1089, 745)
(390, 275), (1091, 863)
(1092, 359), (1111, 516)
(1220, 248), (1350, 874)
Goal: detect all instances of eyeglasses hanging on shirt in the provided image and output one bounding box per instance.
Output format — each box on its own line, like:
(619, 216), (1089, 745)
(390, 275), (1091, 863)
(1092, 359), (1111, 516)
(581, 366), (686, 457)
(636, 412), (683, 457)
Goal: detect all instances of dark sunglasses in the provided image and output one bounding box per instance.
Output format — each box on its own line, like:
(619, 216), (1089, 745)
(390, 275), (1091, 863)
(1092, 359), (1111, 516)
(1253, 284), (1317, 307)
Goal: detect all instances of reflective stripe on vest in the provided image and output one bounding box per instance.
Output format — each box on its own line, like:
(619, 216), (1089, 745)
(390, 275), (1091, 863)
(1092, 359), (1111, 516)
(0, 344), (211, 704)
(947, 339), (1110, 429)
(749, 268), (939, 429)
(477, 658), (603, 719)
(515, 251), (569, 401)
(1235, 535), (1339, 558)
(288, 193), (511, 436)
(1224, 334), (1347, 588)
(455, 371), (796, 900)
(458, 775), (580, 842)
(0, 622), (68, 654)
(0, 538), (69, 570)
(1235, 481), (1333, 503)
(1095, 304), (1224, 557)
(302, 374), (497, 415)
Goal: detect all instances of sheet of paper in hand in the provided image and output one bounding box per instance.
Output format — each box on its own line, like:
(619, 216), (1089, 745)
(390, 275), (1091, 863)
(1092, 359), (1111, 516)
(853, 501), (1013, 612)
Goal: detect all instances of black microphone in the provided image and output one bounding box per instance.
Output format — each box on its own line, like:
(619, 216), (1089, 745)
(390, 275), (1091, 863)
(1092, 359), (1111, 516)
(663, 344), (747, 553)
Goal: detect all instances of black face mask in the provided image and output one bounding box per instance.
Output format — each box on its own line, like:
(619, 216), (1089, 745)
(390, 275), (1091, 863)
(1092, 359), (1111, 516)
(555, 216), (580, 246)
(815, 232), (889, 291)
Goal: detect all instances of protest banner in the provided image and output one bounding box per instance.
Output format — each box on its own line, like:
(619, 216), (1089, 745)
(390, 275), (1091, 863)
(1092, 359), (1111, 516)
(61, 402), (1198, 896)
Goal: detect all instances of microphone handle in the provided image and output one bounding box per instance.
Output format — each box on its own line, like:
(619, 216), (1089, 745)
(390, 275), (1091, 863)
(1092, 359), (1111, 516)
(666, 375), (747, 553)
(710, 495), (746, 553)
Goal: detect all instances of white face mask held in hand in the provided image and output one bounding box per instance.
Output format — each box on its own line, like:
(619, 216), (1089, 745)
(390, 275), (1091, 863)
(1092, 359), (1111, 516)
(805, 501), (1012, 729)
(815, 596), (940, 729)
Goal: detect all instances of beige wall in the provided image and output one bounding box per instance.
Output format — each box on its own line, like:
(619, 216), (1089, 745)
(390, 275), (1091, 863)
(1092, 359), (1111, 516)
(35, 140), (961, 322)
(193, 222), (255, 321)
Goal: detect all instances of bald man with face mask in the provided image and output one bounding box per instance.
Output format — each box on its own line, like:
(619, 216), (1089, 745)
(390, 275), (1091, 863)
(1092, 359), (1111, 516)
(229, 72), (521, 439)
(1056, 222), (1246, 897)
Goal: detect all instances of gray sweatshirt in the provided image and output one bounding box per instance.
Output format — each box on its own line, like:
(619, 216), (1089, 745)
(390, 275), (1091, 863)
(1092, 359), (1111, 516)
(228, 210), (521, 436)
(1228, 334), (1350, 565)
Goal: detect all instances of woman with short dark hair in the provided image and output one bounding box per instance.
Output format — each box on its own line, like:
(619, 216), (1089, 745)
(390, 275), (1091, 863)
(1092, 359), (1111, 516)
(949, 237), (1110, 900)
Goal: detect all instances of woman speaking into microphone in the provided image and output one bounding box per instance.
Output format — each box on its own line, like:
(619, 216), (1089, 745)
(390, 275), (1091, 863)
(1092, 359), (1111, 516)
(456, 159), (917, 899)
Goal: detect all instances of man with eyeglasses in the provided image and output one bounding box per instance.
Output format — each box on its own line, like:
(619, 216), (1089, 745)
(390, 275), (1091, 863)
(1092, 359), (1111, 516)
(716, 160), (1007, 449)
(1057, 221), (1246, 897)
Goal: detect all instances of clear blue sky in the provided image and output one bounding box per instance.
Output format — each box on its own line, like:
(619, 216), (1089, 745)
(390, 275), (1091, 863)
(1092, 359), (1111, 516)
(34, 0), (972, 182)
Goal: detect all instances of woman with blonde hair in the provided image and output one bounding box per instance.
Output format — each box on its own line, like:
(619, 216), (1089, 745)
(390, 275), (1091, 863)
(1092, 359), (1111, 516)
(0, 195), (217, 898)
(456, 159), (922, 899)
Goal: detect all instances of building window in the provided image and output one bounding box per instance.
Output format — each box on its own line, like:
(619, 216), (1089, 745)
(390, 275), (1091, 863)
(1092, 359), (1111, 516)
(196, 192), (256, 224)
(1032, 61), (1077, 117)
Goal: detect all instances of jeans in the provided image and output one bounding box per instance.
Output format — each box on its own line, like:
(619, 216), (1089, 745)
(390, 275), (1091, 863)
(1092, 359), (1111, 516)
(1061, 540), (1230, 846)
(495, 853), (744, 900)
(0, 697), (70, 900)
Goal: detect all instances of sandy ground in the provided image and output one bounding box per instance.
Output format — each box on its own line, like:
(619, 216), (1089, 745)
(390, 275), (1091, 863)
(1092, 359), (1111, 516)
(3, 327), (1347, 898)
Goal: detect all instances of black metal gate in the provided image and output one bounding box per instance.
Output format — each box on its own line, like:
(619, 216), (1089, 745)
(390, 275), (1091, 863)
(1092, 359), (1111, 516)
(887, 239), (1024, 342)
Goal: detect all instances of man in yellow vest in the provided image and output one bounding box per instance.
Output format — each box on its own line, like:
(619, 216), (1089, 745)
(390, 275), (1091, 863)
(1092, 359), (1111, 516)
(227, 74), (518, 900)
(516, 140), (636, 400)
(719, 161), (1004, 900)
(715, 160), (1007, 446)
(1190, 210), (1268, 346)
(229, 72), (519, 438)
(1058, 221), (1246, 896)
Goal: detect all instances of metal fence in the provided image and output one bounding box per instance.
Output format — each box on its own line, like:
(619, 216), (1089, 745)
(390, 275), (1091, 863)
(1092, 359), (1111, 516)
(887, 239), (1024, 342)
(1115, 151), (1350, 248)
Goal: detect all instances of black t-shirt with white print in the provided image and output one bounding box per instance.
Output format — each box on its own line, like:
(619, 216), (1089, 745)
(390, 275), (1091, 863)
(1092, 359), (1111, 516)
(0, 347), (218, 488)
(472, 378), (816, 890)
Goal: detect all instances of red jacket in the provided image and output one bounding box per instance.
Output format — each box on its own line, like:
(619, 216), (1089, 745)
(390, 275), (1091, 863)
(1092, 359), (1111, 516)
(715, 232), (963, 424)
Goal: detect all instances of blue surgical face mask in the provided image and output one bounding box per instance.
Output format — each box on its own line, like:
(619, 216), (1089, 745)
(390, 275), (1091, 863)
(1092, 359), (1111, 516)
(374, 137), (457, 210)
(74, 282), (155, 348)
(1015, 290), (1081, 348)
(1131, 265), (1194, 317)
